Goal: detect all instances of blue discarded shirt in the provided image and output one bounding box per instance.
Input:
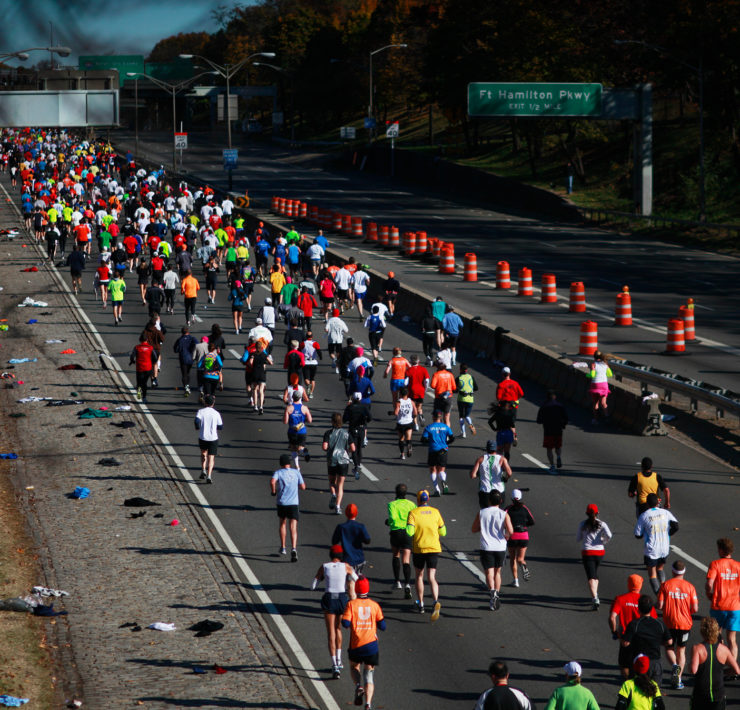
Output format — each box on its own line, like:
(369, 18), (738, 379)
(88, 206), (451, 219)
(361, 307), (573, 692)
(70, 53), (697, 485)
(72, 486), (90, 499)
(0, 695), (30, 706)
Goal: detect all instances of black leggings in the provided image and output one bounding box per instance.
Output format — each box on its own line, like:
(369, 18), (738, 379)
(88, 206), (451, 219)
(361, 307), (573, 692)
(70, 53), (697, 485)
(136, 370), (152, 398)
(180, 362), (192, 388)
(349, 427), (365, 467)
(582, 555), (601, 580)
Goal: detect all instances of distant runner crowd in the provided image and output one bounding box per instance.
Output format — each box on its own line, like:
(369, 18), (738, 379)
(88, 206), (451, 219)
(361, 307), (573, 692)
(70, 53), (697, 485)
(4, 126), (738, 710)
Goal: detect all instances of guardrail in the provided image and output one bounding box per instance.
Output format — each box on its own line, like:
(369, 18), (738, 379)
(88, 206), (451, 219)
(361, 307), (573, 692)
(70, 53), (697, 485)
(610, 359), (740, 421)
(579, 207), (740, 240)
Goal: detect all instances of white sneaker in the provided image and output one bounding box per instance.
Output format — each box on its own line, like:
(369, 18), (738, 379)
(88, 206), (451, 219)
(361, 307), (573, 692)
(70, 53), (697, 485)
(461, 431), (466, 438)
(512, 578), (520, 588)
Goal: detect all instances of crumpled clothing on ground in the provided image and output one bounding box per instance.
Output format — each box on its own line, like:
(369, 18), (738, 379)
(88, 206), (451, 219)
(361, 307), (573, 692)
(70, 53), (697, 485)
(45, 339), (65, 343)
(0, 453), (18, 459)
(26, 319), (37, 324)
(97, 457), (121, 466)
(46, 399), (84, 406)
(189, 619), (224, 637)
(71, 486), (90, 499)
(77, 407), (112, 419)
(17, 297), (48, 307)
(123, 497), (160, 507)
(8, 358), (37, 364)
(34, 603), (67, 617)
(148, 622), (176, 631)
(60, 348), (77, 354)
(17, 396), (52, 403)
(32, 586), (69, 597)
(58, 363), (85, 370)
(0, 598), (34, 612)
(114, 405), (132, 411)
(0, 694), (30, 706)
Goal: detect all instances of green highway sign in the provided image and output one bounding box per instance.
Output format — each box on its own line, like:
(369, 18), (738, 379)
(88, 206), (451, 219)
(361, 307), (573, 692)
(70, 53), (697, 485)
(468, 82), (602, 117)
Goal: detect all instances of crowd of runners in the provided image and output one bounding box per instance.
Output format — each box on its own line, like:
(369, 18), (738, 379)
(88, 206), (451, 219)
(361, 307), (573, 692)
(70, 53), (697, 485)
(5, 126), (739, 710)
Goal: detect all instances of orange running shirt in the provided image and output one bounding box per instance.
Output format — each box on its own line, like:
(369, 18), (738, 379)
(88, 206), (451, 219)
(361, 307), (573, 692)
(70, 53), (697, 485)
(342, 597), (384, 649)
(389, 356), (410, 380)
(181, 275), (200, 298)
(430, 370), (456, 396)
(707, 558), (740, 611)
(658, 577), (698, 630)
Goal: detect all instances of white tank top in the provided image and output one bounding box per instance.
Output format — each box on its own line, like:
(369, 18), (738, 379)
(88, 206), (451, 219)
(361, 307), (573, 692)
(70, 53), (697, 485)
(396, 398), (414, 425)
(287, 384), (305, 401)
(479, 454), (504, 493)
(479, 506), (508, 551)
(592, 360), (610, 384)
(323, 561), (348, 593)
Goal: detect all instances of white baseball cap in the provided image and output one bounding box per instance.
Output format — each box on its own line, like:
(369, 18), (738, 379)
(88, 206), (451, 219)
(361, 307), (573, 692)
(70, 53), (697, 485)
(511, 489), (522, 501)
(563, 662), (582, 677)
(502, 366), (511, 374)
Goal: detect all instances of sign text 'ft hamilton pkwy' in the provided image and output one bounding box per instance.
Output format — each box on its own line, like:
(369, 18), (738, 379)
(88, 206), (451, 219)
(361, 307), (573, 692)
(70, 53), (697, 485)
(468, 82), (603, 117)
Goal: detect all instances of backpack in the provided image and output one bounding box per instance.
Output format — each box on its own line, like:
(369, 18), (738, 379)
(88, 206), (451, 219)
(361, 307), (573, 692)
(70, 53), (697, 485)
(368, 314), (382, 332)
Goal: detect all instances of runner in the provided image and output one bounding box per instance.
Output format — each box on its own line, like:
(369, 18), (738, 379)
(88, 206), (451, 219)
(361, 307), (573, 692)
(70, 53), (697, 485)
(420, 307), (440, 366)
(270, 453), (306, 562)
(496, 367), (524, 420)
(296, 286), (318, 331)
(706, 537), (740, 666)
(343, 392), (372, 480)
(194, 394), (223, 484)
(576, 503), (613, 610)
(162, 263), (179, 315)
(311, 544), (358, 679)
(228, 279), (246, 334)
(474, 661), (534, 710)
(394, 388), (417, 460)
(284, 391), (312, 470)
(430, 296), (447, 348)
(319, 271), (337, 320)
(332, 503), (371, 590)
(469, 440), (512, 509)
(66, 244), (85, 295)
(326, 308), (349, 372)
(95, 257), (110, 308)
(609, 575), (657, 679)
(385, 484), (415, 598)
(352, 264), (370, 319)
(382, 271), (399, 316)
(420, 410), (455, 496)
(628, 457), (671, 518)
(301, 330), (321, 399)
(364, 305), (386, 366)
(334, 261), (353, 313)
(180, 270), (200, 326)
(536, 390), (568, 474)
(689, 617), (740, 709)
(456, 363), (478, 438)
(173, 325), (197, 397)
(430, 361), (456, 428)
(488, 400), (517, 462)
(107, 269), (126, 326)
(283, 372), (308, 404)
(505, 490), (535, 588)
(322, 413), (356, 514)
(129, 334), (157, 404)
(441, 305), (463, 366)
(588, 350), (612, 424)
(406, 354), (430, 430)
(406, 489), (446, 620)
(657, 560), (699, 689)
(543, 662), (600, 710)
(472, 490), (513, 611)
(247, 340), (272, 414)
(634, 493), (679, 594)
(198, 341), (223, 402)
(341, 576), (385, 710)
(383, 347), (410, 410)
(615, 655), (664, 710)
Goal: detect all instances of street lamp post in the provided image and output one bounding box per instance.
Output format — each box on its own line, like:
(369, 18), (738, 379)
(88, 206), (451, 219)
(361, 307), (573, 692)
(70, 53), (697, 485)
(615, 39), (705, 221)
(0, 46), (71, 62)
(127, 71), (217, 172)
(179, 52), (275, 190)
(368, 43), (407, 139)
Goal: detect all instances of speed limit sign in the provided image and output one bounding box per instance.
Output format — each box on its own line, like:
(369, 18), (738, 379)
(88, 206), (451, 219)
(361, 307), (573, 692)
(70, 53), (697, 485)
(174, 132), (188, 150)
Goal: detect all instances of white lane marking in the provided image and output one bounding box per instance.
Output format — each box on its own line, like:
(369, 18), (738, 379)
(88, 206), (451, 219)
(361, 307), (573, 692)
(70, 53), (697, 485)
(1, 186), (341, 710)
(453, 551), (486, 584)
(670, 545), (708, 573)
(229, 348), (242, 360)
(522, 453), (550, 469)
(359, 464), (379, 482)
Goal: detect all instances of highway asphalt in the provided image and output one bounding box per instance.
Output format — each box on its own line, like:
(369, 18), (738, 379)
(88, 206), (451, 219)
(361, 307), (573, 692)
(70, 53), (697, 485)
(69, 263), (737, 710)
(113, 130), (740, 400)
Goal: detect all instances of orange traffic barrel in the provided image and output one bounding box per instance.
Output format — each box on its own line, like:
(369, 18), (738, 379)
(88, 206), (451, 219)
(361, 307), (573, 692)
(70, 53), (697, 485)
(496, 261), (511, 289)
(352, 217), (363, 239)
(666, 318), (686, 353)
(309, 205), (318, 224)
(402, 231), (417, 255)
(679, 304), (695, 340)
(464, 253), (477, 281)
(579, 321), (598, 355)
(439, 243), (455, 274)
(541, 273), (557, 303)
(332, 212), (342, 232)
(569, 282), (586, 312)
(379, 225), (389, 248)
(287, 200), (296, 218)
(366, 222), (378, 242)
(322, 209), (332, 230)
(430, 238), (441, 257)
(278, 197), (286, 214)
(416, 231), (428, 255)
(518, 267), (533, 296)
(299, 202), (307, 219)
(615, 286), (632, 325)
(343, 214), (352, 235)
(271, 196), (279, 213)
(389, 226), (400, 249)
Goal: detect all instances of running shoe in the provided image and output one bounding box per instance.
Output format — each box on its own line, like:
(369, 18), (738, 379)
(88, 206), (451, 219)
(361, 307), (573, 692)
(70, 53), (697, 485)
(332, 666), (340, 680)
(521, 564), (530, 581)
(461, 430), (467, 439)
(512, 578), (520, 588)
(335, 506), (342, 515)
(400, 452), (406, 460)
(556, 455), (562, 469)
(329, 494), (337, 510)
(395, 580), (403, 590)
(279, 547), (287, 556)
(432, 489), (441, 497)
(470, 424), (477, 435)
(415, 600), (425, 614)
(675, 681), (685, 690)
(442, 483), (450, 495)
(291, 548), (298, 563)
(259, 408), (264, 415)
(354, 466), (361, 481)
(490, 591), (501, 611)
(354, 684), (365, 706)
(404, 585), (412, 600)
(549, 465), (558, 475)
(303, 449), (311, 462)
(206, 477), (213, 484)
(151, 378), (158, 388)
(430, 601), (442, 622)
(200, 471), (207, 480)
(136, 386), (142, 400)
(592, 597), (600, 611)
(671, 664), (681, 689)
(184, 385), (190, 397)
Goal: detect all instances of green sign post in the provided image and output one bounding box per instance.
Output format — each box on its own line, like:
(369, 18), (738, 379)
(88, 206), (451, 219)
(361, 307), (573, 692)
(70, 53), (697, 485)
(468, 82), (602, 117)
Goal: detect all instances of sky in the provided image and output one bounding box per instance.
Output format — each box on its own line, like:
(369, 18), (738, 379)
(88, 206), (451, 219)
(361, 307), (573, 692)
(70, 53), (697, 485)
(3, 0), (234, 65)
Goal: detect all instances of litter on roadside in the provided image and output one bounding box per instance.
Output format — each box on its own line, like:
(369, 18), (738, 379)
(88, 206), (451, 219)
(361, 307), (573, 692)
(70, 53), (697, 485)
(97, 457), (121, 466)
(17, 297), (49, 307)
(17, 396), (53, 403)
(148, 622), (176, 631)
(77, 407), (112, 419)
(32, 586), (69, 597)
(45, 339), (66, 343)
(0, 693), (30, 706)
(123, 497), (160, 507)
(0, 453), (18, 459)
(8, 358), (37, 364)
(71, 486), (90, 499)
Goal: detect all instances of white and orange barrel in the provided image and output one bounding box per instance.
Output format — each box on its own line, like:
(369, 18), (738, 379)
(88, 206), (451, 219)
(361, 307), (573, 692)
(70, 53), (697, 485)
(569, 282), (586, 312)
(271, 196), (279, 213)
(541, 273), (557, 303)
(679, 304), (695, 341)
(431, 238), (442, 257)
(416, 231), (428, 255)
(278, 197), (286, 214)
(439, 243), (455, 274)
(366, 222), (378, 243)
(464, 253), (477, 281)
(379, 225), (389, 248)
(579, 321), (598, 355)
(332, 212), (342, 232)
(496, 261), (511, 289)
(666, 318), (686, 353)
(309, 205), (318, 224)
(287, 200), (296, 218)
(402, 231), (417, 255)
(389, 226), (400, 249)
(299, 202), (307, 219)
(518, 267), (533, 296)
(615, 286), (632, 325)
(352, 217), (363, 238)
